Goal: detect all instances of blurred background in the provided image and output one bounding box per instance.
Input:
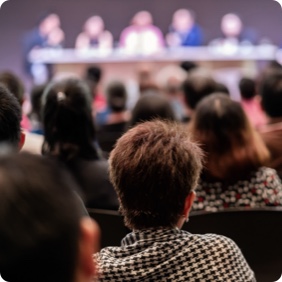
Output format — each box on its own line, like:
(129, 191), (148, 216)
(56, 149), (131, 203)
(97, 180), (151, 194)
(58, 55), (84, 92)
(0, 0), (282, 78)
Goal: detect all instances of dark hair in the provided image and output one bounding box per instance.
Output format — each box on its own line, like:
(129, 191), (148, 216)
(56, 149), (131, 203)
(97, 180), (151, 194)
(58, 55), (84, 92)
(129, 93), (176, 127)
(268, 60), (282, 71)
(215, 82), (230, 95)
(189, 94), (269, 180)
(239, 77), (256, 100)
(259, 71), (282, 118)
(86, 66), (102, 84)
(29, 84), (46, 122)
(106, 81), (127, 112)
(0, 152), (84, 282)
(0, 84), (21, 147)
(180, 61), (198, 73)
(85, 66), (103, 99)
(0, 71), (25, 105)
(137, 67), (159, 94)
(109, 120), (203, 229)
(36, 11), (57, 26)
(182, 70), (217, 109)
(42, 78), (100, 161)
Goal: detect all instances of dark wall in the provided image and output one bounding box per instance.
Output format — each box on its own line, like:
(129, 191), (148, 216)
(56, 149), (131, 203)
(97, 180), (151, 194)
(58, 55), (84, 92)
(0, 0), (282, 78)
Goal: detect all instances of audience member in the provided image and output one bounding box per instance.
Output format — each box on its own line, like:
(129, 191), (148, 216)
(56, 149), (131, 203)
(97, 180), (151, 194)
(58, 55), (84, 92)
(137, 64), (159, 94)
(84, 65), (108, 119)
(0, 71), (44, 154)
(122, 64), (159, 113)
(0, 71), (30, 130)
(156, 65), (188, 121)
(0, 152), (99, 282)
(42, 78), (119, 210)
(239, 77), (267, 128)
(181, 68), (218, 122)
(94, 120), (255, 281)
(259, 71), (282, 178)
(189, 94), (282, 211)
(97, 81), (129, 154)
(216, 82), (230, 95)
(119, 11), (164, 55)
(29, 84), (46, 135)
(166, 9), (203, 47)
(180, 60), (198, 73)
(85, 65), (103, 98)
(75, 16), (113, 50)
(128, 92), (176, 127)
(0, 84), (23, 150)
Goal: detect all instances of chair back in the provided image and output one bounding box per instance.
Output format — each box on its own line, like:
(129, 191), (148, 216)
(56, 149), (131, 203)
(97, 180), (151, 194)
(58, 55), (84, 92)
(185, 207), (282, 282)
(88, 208), (130, 248)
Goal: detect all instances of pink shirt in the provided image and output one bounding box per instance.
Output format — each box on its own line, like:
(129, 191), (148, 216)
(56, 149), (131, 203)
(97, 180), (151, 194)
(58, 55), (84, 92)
(241, 97), (267, 128)
(21, 114), (31, 131)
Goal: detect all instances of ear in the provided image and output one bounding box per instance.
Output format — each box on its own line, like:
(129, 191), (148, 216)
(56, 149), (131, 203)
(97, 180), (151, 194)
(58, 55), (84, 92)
(183, 190), (196, 219)
(18, 132), (26, 151)
(78, 217), (100, 278)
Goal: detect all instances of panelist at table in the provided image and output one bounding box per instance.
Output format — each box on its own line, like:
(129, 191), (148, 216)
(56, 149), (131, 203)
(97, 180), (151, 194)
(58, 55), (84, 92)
(166, 9), (204, 47)
(75, 15), (113, 50)
(210, 13), (258, 49)
(119, 10), (165, 55)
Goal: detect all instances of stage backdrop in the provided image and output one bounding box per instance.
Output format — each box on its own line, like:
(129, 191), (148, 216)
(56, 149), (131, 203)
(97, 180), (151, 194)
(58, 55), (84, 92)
(0, 0), (281, 78)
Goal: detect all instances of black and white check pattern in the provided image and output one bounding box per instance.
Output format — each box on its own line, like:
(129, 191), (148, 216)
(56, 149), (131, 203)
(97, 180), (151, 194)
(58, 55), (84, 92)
(94, 228), (255, 281)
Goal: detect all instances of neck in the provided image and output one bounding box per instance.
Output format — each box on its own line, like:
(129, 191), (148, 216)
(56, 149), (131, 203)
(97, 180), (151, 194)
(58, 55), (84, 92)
(74, 269), (93, 282)
(176, 217), (186, 229)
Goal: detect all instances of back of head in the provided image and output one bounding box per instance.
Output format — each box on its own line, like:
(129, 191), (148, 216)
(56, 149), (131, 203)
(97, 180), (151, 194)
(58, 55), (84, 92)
(109, 120), (203, 230)
(42, 78), (98, 161)
(137, 66), (159, 94)
(180, 61), (198, 73)
(30, 84), (47, 121)
(190, 93), (269, 179)
(268, 60), (282, 71)
(0, 84), (21, 147)
(106, 81), (127, 112)
(85, 66), (103, 98)
(260, 70), (282, 118)
(0, 152), (84, 282)
(258, 60), (282, 84)
(129, 93), (176, 127)
(155, 65), (187, 95)
(215, 82), (230, 95)
(85, 66), (102, 85)
(0, 71), (25, 106)
(239, 77), (256, 100)
(85, 66), (103, 99)
(182, 69), (217, 110)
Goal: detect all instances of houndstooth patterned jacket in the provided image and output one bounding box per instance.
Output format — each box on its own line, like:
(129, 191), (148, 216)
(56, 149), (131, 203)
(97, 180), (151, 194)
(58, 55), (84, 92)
(94, 228), (255, 281)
